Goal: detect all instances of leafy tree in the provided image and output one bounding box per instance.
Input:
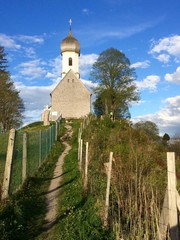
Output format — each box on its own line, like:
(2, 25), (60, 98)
(162, 133), (170, 143)
(93, 92), (105, 117)
(0, 46), (24, 132)
(91, 48), (139, 118)
(133, 120), (160, 141)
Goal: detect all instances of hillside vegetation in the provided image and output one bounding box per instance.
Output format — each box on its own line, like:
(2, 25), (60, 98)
(82, 116), (168, 239)
(0, 117), (178, 239)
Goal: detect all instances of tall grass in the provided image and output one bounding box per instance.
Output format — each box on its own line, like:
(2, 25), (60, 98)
(82, 117), (167, 239)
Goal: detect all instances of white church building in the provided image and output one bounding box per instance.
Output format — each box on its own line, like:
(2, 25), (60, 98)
(49, 23), (91, 121)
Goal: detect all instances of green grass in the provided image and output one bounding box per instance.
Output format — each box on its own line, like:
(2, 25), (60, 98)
(38, 120), (114, 240)
(9, 131), (23, 193)
(1, 117), (169, 239)
(9, 122), (59, 194)
(20, 121), (49, 132)
(0, 124), (65, 239)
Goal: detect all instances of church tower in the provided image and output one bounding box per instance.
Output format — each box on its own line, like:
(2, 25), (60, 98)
(50, 20), (91, 120)
(61, 20), (80, 78)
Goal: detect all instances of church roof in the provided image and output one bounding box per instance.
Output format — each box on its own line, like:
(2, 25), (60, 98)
(61, 30), (80, 55)
(50, 69), (91, 96)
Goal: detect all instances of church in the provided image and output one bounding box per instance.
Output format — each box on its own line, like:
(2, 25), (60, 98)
(50, 23), (91, 121)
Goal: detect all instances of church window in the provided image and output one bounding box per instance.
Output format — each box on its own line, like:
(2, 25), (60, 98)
(68, 79), (70, 82)
(72, 79), (74, 83)
(69, 57), (72, 66)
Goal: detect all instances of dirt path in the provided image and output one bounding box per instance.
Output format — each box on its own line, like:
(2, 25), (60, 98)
(43, 124), (72, 230)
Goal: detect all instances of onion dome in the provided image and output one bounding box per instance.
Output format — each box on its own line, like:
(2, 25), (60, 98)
(61, 30), (80, 55)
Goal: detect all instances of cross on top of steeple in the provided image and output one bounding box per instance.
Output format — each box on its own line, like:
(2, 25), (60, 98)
(69, 19), (72, 30)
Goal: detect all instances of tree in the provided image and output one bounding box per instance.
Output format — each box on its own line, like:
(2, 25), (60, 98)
(0, 46), (24, 132)
(133, 120), (160, 140)
(162, 133), (170, 143)
(91, 48), (139, 118)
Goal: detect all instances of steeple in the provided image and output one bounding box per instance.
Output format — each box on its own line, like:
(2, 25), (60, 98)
(60, 20), (80, 78)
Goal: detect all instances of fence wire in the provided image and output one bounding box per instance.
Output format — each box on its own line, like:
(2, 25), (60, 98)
(2, 120), (61, 194)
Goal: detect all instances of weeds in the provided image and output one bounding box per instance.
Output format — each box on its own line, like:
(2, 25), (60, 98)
(82, 117), (167, 239)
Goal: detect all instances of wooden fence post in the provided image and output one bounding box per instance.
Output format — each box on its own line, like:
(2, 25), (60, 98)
(104, 152), (113, 226)
(84, 142), (89, 190)
(2, 129), (16, 200)
(167, 152), (179, 239)
(159, 189), (169, 239)
(46, 129), (48, 156)
(55, 121), (58, 141)
(159, 152), (179, 240)
(79, 139), (83, 172)
(39, 131), (42, 166)
(22, 132), (27, 182)
(49, 126), (52, 149)
(78, 128), (81, 160)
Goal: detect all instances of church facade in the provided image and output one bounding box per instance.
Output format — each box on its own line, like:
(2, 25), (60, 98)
(50, 26), (91, 120)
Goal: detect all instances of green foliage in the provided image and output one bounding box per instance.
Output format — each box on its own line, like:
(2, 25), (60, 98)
(162, 133), (170, 143)
(0, 46), (24, 132)
(91, 48), (139, 118)
(169, 140), (180, 159)
(133, 120), (160, 141)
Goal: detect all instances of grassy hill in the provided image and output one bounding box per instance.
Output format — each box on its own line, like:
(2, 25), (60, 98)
(0, 117), (179, 239)
(81, 116), (168, 239)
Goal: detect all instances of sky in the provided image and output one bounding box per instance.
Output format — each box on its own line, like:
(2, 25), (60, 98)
(0, 0), (180, 137)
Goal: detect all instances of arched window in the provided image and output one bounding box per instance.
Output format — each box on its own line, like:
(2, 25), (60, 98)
(69, 57), (72, 66)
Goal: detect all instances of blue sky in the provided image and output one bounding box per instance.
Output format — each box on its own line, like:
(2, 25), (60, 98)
(0, 0), (180, 136)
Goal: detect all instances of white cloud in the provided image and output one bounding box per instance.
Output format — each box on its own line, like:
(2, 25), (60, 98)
(165, 95), (180, 108)
(149, 35), (180, 63)
(46, 72), (56, 78)
(0, 33), (21, 49)
(16, 35), (44, 44)
(23, 47), (37, 58)
(135, 75), (160, 91)
(78, 21), (156, 47)
(15, 81), (55, 124)
(16, 59), (47, 80)
(14, 53), (97, 83)
(131, 60), (150, 69)
(22, 109), (44, 126)
(79, 53), (98, 77)
(82, 8), (90, 15)
(81, 79), (98, 89)
(155, 54), (170, 63)
(0, 33), (44, 51)
(132, 95), (180, 136)
(165, 66), (180, 84)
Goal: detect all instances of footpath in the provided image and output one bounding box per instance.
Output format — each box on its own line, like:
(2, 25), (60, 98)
(43, 124), (72, 230)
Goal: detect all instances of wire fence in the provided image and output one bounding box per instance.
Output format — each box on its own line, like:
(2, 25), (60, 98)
(1, 119), (61, 196)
